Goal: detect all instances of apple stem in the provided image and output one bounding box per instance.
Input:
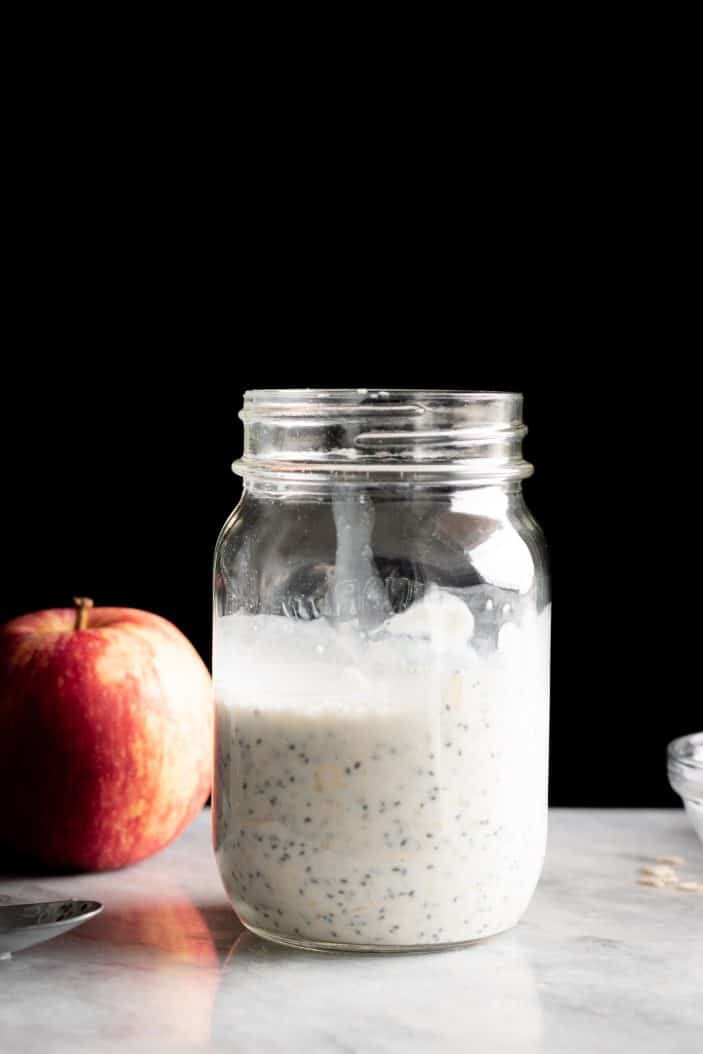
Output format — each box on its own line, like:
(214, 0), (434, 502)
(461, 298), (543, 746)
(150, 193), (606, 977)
(73, 597), (94, 631)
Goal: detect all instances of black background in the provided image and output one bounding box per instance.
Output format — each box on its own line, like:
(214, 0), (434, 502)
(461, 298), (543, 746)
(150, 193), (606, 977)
(0, 74), (695, 808)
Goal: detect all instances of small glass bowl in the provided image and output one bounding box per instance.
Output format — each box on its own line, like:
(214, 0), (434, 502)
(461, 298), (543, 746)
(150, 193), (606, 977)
(668, 732), (703, 846)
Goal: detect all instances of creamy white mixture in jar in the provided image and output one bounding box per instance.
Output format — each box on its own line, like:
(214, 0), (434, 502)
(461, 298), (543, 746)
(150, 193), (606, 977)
(213, 588), (550, 948)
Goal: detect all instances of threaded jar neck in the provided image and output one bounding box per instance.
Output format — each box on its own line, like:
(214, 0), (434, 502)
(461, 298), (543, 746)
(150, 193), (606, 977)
(233, 389), (533, 486)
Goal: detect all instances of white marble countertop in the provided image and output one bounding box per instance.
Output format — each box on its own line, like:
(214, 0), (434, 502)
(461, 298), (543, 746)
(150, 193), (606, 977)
(1, 809), (701, 1053)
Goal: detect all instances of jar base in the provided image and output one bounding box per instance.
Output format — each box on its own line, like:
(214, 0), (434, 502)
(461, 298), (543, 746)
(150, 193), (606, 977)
(242, 919), (515, 954)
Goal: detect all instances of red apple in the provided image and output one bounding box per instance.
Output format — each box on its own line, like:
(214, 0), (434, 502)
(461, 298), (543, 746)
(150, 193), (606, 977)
(0, 598), (213, 871)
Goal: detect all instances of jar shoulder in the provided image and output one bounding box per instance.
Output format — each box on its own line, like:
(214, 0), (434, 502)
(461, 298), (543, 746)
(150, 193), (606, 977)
(215, 490), (548, 617)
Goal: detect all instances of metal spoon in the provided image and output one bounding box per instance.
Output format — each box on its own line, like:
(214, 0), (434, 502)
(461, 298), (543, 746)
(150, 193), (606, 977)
(0, 899), (103, 959)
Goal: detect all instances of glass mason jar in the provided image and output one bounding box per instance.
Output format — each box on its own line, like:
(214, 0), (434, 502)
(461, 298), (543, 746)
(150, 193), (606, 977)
(213, 390), (550, 952)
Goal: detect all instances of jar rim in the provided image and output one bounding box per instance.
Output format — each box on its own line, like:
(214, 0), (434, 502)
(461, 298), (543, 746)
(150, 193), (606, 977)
(244, 388), (521, 396)
(235, 389), (533, 484)
(242, 389), (523, 411)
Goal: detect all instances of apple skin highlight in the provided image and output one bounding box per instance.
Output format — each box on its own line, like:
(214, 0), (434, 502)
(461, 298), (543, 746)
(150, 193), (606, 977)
(0, 603), (213, 871)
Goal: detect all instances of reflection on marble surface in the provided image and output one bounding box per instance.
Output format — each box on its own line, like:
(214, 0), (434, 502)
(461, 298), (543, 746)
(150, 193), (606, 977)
(0, 809), (701, 1053)
(218, 927), (543, 1051)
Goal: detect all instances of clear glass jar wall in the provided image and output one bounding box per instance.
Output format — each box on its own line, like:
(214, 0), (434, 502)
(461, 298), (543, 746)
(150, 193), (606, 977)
(213, 390), (550, 951)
